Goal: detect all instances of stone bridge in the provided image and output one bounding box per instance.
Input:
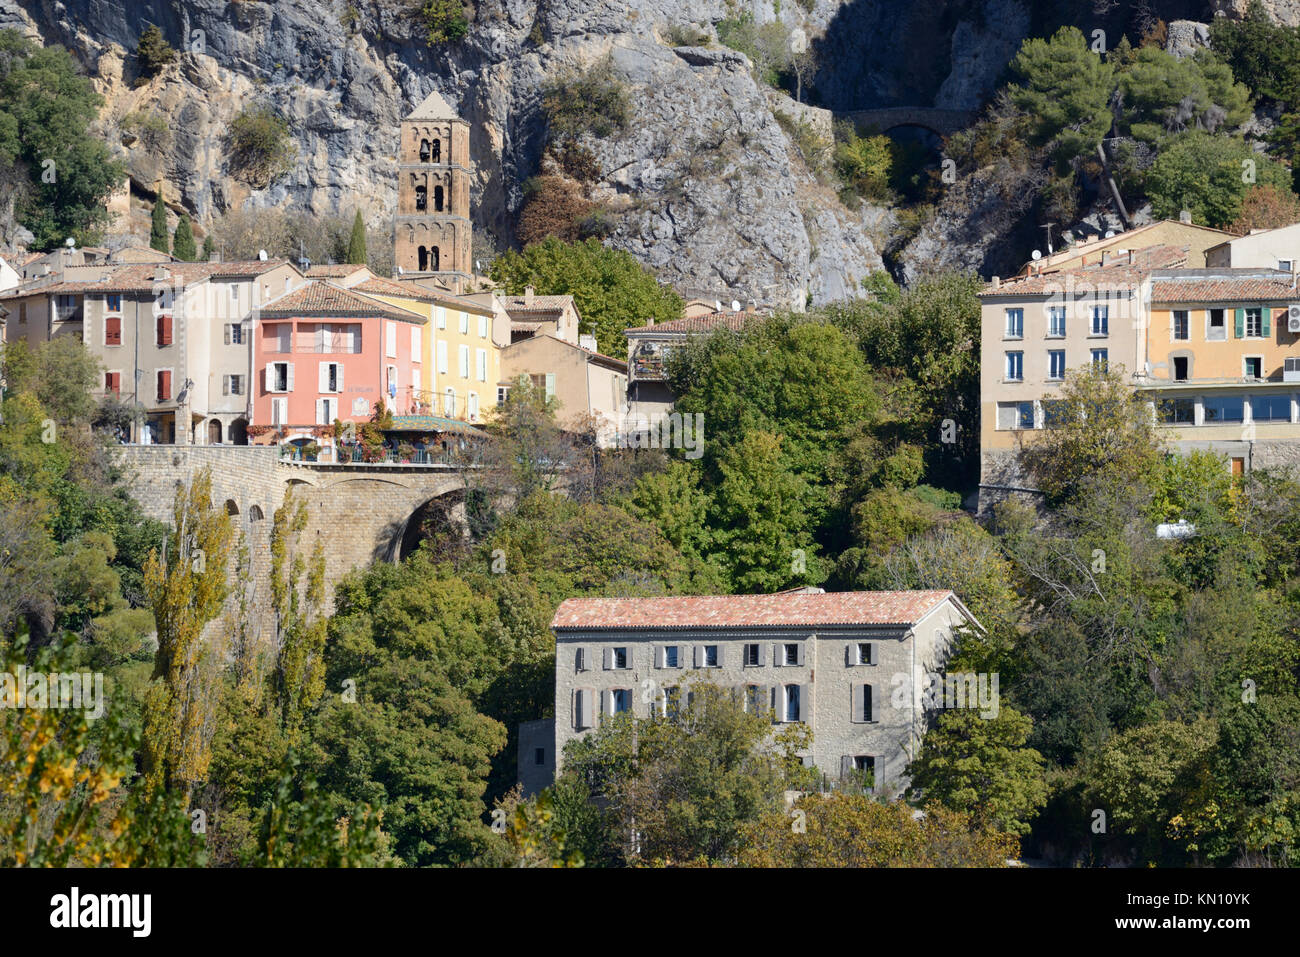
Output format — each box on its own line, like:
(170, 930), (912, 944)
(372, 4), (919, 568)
(836, 106), (976, 137)
(114, 445), (469, 625)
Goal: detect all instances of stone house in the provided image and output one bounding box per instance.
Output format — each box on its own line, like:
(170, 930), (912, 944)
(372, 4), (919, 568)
(531, 589), (982, 797)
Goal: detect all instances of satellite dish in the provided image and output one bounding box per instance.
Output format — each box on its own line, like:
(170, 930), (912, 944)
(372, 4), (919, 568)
(714, 300), (723, 312)
(1031, 250), (1042, 260)
(397, 266), (404, 275)
(475, 259), (482, 272)
(258, 249), (268, 261)
(730, 299), (741, 312)
(1103, 230), (1115, 239)
(64, 237), (76, 248)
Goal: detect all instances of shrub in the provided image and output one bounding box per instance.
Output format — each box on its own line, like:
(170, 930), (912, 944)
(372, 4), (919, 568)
(416, 0), (469, 46)
(224, 105), (296, 188)
(776, 112), (832, 177)
(136, 24), (176, 78)
(516, 175), (595, 246)
(1144, 131), (1293, 228)
(833, 122), (893, 200)
(541, 58), (630, 141)
(120, 111), (171, 153)
(716, 12), (792, 89)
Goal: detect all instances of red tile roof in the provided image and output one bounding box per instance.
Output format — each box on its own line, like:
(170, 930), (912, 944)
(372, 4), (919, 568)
(354, 275), (444, 302)
(499, 293), (575, 312)
(1151, 273), (1299, 302)
(306, 264), (369, 278)
(258, 281), (426, 322)
(624, 311), (752, 335)
(552, 591), (959, 630)
(0, 260), (293, 298)
(982, 245), (1189, 296)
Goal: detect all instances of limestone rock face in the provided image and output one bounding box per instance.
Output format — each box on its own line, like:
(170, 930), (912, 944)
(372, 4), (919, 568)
(1210, 0), (1300, 26)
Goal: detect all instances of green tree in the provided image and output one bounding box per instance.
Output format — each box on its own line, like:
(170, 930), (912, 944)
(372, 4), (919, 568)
(540, 57), (631, 141)
(171, 212), (196, 261)
(1117, 47), (1252, 144)
(1145, 131), (1294, 228)
(345, 209), (367, 264)
(224, 105), (296, 189)
(908, 705), (1049, 836)
(416, 0), (470, 46)
(149, 197), (168, 252)
(1008, 27), (1114, 167)
(140, 468), (235, 799)
(269, 487), (328, 735)
(135, 24), (176, 78)
(201, 233), (215, 261)
(490, 237), (681, 356)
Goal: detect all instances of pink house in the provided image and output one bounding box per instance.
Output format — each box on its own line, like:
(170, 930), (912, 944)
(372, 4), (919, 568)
(253, 281), (427, 454)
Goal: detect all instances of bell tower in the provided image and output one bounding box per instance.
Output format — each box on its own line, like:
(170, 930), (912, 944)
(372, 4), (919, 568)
(395, 90), (472, 292)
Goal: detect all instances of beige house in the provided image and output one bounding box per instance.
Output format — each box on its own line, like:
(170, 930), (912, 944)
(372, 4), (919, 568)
(1017, 219), (1232, 275)
(624, 311), (751, 427)
(544, 590), (983, 795)
(497, 287), (581, 344)
(499, 333), (628, 444)
(1204, 222), (1300, 269)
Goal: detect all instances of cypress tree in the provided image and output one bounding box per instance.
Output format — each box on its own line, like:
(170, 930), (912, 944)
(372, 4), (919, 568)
(150, 197), (168, 252)
(346, 210), (367, 264)
(201, 233), (215, 261)
(172, 213), (196, 261)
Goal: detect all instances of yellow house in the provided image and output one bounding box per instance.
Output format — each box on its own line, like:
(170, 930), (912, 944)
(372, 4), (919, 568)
(347, 273), (507, 424)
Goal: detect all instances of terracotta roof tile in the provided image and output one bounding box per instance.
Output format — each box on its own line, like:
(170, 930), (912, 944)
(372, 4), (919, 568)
(552, 591), (957, 631)
(259, 281), (426, 322)
(306, 264), (369, 278)
(1151, 273), (1299, 302)
(0, 260), (292, 298)
(981, 245), (1189, 296)
(353, 275), (443, 302)
(624, 311), (752, 335)
(499, 294), (575, 313)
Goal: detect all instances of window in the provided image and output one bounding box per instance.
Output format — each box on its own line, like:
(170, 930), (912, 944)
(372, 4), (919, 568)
(1090, 305), (1108, 336)
(226, 323), (244, 345)
(1244, 308), (1263, 338)
(1208, 309), (1226, 341)
(458, 344), (470, 378)
(534, 748), (545, 766)
(17, 303), (25, 323)
(156, 369), (172, 402)
(996, 401), (1034, 430)
(1041, 399), (1069, 429)
(413, 367), (421, 394)
(476, 348), (487, 381)
(104, 372), (121, 395)
(663, 646), (678, 668)
(664, 686), (681, 718)
(1005, 351), (1023, 381)
(444, 388), (456, 417)
(316, 397), (336, 425)
(857, 684), (874, 722)
(611, 689), (631, 715)
(1245, 356), (1263, 379)
(784, 684), (800, 723)
(411, 325), (422, 359)
(1047, 305), (1066, 337)
(105, 315), (122, 346)
(436, 306), (446, 330)
(320, 362), (343, 393)
(856, 642), (873, 665)
(573, 688), (595, 730)
(105, 294), (121, 313)
(1173, 310), (1189, 340)
(1091, 348), (1108, 370)
(437, 340), (448, 374)
(1157, 396), (1195, 424)
(267, 362), (293, 393)
(386, 365), (398, 399)
(1048, 350), (1065, 380)
(611, 647), (628, 669)
(703, 645), (719, 667)
(478, 314), (488, 338)
(156, 313), (173, 347)
(1280, 259), (1293, 272)
(270, 397), (288, 426)
(744, 643), (760, 666)
(783, 643), (800, 666)
(222, 375), (245, 396)
(1005, 308), (1023, 338)
(386, 322), (397, 358)
(1252, 394), (1292, 422)
(55, 294), (79, 321)
(1173, 356), (1189, 381)
(459, 311), (469, 334)
(496, 386), (510, 408)
(744, 685), (762, 714)
(1203, 395), (1245, 423)
(229, 284), (238, 304)
(853, 755), (875, 784)
(575, 648), (587, 672)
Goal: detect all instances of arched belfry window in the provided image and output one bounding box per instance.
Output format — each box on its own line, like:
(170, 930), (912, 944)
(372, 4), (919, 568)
(434, 185), (444, 212)
(419, 138), (431, 162)
(430, 247), (440, 271)
(431, 139), (441, 163)
(415, 185), (427, 211)
(418, 246), (429, 271)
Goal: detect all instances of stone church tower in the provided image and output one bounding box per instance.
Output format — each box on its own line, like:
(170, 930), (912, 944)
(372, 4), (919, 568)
(394, 90), (472, 291)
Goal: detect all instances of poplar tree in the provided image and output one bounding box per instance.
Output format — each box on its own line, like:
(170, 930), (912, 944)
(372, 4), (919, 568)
(345, 209), (367, 264)
(149, 196), (168, 252)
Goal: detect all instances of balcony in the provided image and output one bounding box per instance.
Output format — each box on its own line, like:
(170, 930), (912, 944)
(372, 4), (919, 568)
(631, 355), (667, 381)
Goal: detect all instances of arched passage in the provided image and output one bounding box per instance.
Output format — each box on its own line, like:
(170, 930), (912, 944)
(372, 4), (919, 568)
(393, 489), (468, 563)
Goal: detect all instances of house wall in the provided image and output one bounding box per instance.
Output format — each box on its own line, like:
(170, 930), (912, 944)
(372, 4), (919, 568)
(1146, 302), (1300, 382)
(1205, 224), (1300, 269)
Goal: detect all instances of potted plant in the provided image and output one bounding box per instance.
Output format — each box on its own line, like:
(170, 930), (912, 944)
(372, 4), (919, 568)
(397, 441), (415, 463)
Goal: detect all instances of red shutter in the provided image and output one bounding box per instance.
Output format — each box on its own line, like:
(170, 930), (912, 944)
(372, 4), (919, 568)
(105, 372), (120, 394)
(157, 314), (172, 346)
(105, 315), (121, 345)
(157, 370), (171, 401)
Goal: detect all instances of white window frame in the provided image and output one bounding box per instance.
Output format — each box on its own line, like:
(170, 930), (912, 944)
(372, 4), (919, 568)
(1046, 305), (1066, 338)
(1004, 308), (1023, 339)
(1005, 351), (1023, 382)
(1089, 305), (1109, 336)
(1048, 349), (1065, 381)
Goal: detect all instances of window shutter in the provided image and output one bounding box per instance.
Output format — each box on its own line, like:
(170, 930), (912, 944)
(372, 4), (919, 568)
(852, 683), (864, 723)
(770, 686), (779, 722)
(224, 324), (231, 345)
(655, 646), (664, 668)
(600, 690), (610, 718)
(796, 643), (806, 667)
(771, 643), (781, 667)
(223, 375), (230, 396)
(757, 643), (767, 666)
(714, 644), (725, 668)
(158, 370), (171, 400)
(1235, 307), (1245, 338)
(336, 365), (344, 393)
(869, 683), (879, 722)
(799, 684), (813, 723)
(286, 363), (295, 391)
(602, 647), (612, 670)
(575, 647), (585, 672)
(544, 373), (555, 400)
(1262, 306), (1272, 337)
(315, 399), (324, 425)
(693, 645), (702, 668)
(265, 365), (274, 393)
(163, 314), (172, 345)
(573, 690), (583, 730)
(319, 362), (329, 393)
(840, 755), (853, 779)
(583, 689), (595, 727)
(846, 644), (854, 667)
(105, 316), (121, 345)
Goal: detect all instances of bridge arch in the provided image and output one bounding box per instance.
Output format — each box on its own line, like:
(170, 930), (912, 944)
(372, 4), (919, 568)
(390, 488), (469, 564)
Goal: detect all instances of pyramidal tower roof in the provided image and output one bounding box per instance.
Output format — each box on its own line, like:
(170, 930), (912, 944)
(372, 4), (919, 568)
(406, 89), (458, 121)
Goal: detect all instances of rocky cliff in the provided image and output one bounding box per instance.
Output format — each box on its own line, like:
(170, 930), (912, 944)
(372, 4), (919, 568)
(0, 0), (1281, 305)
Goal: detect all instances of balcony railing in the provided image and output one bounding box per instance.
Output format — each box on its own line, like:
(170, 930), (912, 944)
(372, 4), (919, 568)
(631, 356), (666, 381)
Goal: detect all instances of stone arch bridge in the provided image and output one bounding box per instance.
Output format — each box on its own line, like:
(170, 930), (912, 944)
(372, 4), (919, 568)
(836, 106), (975, 138)
(114, 445), (470, 618)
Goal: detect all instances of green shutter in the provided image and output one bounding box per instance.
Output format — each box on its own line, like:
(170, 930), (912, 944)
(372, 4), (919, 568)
(1262, 306), (1272, 337)
(1235, 308), (1245, 338)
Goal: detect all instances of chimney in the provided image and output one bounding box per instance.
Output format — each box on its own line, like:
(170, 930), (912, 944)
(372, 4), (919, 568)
(524, 285), (535, 306)
(154, 266), (169, 282)
(992, 276), (1000, 289)
(208, 249), (221, 263)
(1179, 209), (1193, 224)
(1129, 249), (1135, 265)
(647, 317), (655, 327)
